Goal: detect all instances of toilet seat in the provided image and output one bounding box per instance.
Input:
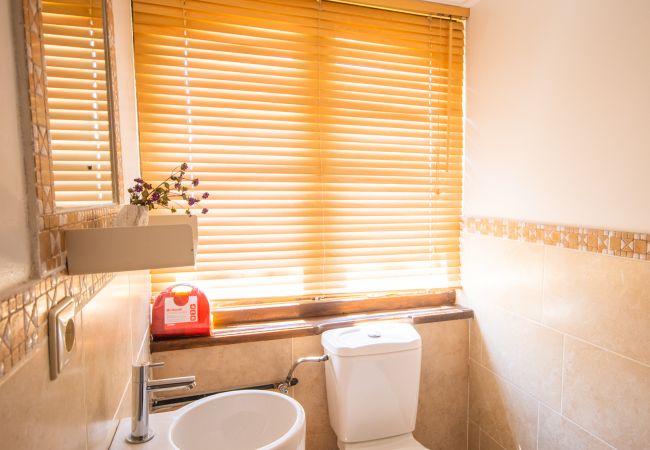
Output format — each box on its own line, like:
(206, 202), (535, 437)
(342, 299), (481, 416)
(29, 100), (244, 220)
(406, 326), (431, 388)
(338, 433), (428, 450)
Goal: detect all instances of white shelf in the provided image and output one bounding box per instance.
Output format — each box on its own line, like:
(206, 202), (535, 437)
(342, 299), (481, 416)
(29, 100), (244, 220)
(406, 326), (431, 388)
(65, 215), (198, 275)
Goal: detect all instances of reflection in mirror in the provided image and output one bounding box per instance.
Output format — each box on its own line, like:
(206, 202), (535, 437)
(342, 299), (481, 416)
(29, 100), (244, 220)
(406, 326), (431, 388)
(0, 0), (33, 292)
(42, 0), (115, 208)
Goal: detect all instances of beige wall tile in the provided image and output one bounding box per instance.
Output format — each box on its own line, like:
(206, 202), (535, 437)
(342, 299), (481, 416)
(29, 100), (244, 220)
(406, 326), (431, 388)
(469, 317), (482, 363)
(129, 270), (151, 364)
(563, 338), (650, 450)
(538, 405), (610, 450)
(468, 421), (480, 450)
(82, 275), (133, 450)
(0, 341), (87, 450)
(475, 306), (563, 410)
(480, 431), (506, 450)
(414, 320), (469, 450)
(0, 272), (150, 450)
(468, 360), (538, 450)
(461, 233), (545, 321)
(291, 335), (338, 450)
(152, 338), (293, 396)
(543, 246), (650, 366)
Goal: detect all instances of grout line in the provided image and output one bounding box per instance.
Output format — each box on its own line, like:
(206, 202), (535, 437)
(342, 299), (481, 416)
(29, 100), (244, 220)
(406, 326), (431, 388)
(480, 427), (506, 450)
(540, 245), (547, 322)
(553, 409), (618, 449)
(80, 308), (90, 448)
(472, 358), (548, 413)
(112, 374), (132, 424)
(0, 340), (48, 389)
(560, 335), (566, 415)
(473, 319), (621, 450)
(466, 319), (471, 450)
(472, 297), (650, 371)
(536, 401), (540, 450)
(560, 333), (650, 370)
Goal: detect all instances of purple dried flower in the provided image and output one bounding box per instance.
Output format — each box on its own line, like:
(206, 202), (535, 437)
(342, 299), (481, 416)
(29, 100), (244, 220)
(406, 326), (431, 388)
(134, 184), (143, 192)
(180, 162), (189, 170)
(188, 197), (197, 206)
(202, 192), (209, 199)
(151, 192), (161, 201)
(175, 182), (182, 190)
(201, 208), (208, 214)
(192, 178), (199, 187)
(134, 178), (144, 183)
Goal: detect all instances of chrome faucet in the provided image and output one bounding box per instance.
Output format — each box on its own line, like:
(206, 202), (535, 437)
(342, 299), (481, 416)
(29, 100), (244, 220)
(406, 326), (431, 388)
(126, 361), (196, 444)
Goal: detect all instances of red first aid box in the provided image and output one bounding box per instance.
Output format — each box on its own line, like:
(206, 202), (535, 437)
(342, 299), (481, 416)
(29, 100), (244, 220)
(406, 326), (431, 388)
(151, 284), (211, 338)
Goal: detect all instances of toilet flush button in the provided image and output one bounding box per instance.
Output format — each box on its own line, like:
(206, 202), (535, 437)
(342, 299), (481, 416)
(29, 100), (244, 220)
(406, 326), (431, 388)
(367, 331), (381, 338)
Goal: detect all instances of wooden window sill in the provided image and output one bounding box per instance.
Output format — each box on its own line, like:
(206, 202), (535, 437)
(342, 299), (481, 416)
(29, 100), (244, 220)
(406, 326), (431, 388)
(150, 304), (473, 353)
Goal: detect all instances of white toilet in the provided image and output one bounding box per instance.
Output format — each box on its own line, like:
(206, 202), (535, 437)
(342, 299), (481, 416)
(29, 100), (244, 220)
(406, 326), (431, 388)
(321, 322), (427, 450)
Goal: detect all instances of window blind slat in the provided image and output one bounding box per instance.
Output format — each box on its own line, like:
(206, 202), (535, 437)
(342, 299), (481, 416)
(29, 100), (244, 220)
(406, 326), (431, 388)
(134, 0), (464, 303)
(43, 0), (113, 208)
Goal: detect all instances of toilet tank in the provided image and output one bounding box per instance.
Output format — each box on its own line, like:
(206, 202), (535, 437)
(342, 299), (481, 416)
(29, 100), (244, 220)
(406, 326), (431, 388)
(321, 322), (422, 443)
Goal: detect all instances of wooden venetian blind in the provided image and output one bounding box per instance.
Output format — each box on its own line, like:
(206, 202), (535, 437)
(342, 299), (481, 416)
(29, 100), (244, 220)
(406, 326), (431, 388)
(133, 0), (464, 304)
(43, 0), (113, 207)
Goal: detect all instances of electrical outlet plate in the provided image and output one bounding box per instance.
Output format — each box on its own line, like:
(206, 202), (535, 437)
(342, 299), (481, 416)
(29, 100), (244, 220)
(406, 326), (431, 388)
(48, 297), (77, 380)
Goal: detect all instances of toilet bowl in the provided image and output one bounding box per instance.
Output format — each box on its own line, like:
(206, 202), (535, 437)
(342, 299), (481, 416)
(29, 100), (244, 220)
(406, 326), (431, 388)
(322, 322), (428, 450)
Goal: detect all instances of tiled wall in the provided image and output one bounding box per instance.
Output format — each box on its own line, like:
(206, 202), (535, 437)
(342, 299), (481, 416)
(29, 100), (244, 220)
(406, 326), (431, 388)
(0, 1), (152, 449)
(0, 271), (151, 450)
(153, 319), (470, 450)
(461, 229), (650, 450)
(0, 0), (128, 383)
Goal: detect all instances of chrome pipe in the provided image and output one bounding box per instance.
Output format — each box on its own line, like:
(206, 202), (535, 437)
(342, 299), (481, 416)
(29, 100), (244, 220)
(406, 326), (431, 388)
(278, 355), (329, 393)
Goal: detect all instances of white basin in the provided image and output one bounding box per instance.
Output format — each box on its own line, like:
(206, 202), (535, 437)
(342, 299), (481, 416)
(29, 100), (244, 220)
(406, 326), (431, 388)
(169, 390), (306, 450)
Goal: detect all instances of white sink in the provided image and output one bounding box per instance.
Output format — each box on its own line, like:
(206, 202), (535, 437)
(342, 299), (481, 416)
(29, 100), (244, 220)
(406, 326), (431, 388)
(169, 390), (305, 450)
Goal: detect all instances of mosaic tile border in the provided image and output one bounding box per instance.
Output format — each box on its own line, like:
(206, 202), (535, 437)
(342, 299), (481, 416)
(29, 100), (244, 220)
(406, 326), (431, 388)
(464, 217), (650, 261)
(0, 0), (124, 382)
(0, 272), (113, 379)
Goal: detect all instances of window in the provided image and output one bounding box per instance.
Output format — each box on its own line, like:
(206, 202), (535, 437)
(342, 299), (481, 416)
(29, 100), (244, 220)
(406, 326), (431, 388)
(133, 0), (464, 305)
(42, 0), (113, 208)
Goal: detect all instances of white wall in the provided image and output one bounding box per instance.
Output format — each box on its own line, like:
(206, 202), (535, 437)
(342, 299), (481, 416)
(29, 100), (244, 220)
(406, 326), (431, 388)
(464, 0), (650, 232)
(113, 0), (141, 202)
(0, 0), (32, 292)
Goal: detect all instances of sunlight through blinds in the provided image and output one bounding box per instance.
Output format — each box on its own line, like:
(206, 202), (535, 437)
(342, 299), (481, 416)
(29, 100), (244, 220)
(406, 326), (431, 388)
(133, 0), (464, 304)
(43, 0), (113, 207)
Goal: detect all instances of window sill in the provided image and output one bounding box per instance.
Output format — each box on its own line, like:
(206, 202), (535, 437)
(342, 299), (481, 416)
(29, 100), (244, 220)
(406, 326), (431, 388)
(150, 304), (473, 353)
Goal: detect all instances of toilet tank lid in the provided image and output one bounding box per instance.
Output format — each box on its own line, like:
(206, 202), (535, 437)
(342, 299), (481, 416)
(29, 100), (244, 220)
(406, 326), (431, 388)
(321, 322), (421, 357)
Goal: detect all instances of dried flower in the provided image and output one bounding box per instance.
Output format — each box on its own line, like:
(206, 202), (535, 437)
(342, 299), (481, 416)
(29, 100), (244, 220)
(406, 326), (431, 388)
(127, 163), (208, 216)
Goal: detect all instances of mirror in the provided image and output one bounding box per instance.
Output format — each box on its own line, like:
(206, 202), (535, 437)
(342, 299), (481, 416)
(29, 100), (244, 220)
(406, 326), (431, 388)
(0, 0), (34, 292)
(41, 0), (118, 209)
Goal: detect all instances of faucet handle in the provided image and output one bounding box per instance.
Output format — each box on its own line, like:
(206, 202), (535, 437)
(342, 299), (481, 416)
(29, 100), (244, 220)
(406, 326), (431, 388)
(133, 361), (165, 382)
